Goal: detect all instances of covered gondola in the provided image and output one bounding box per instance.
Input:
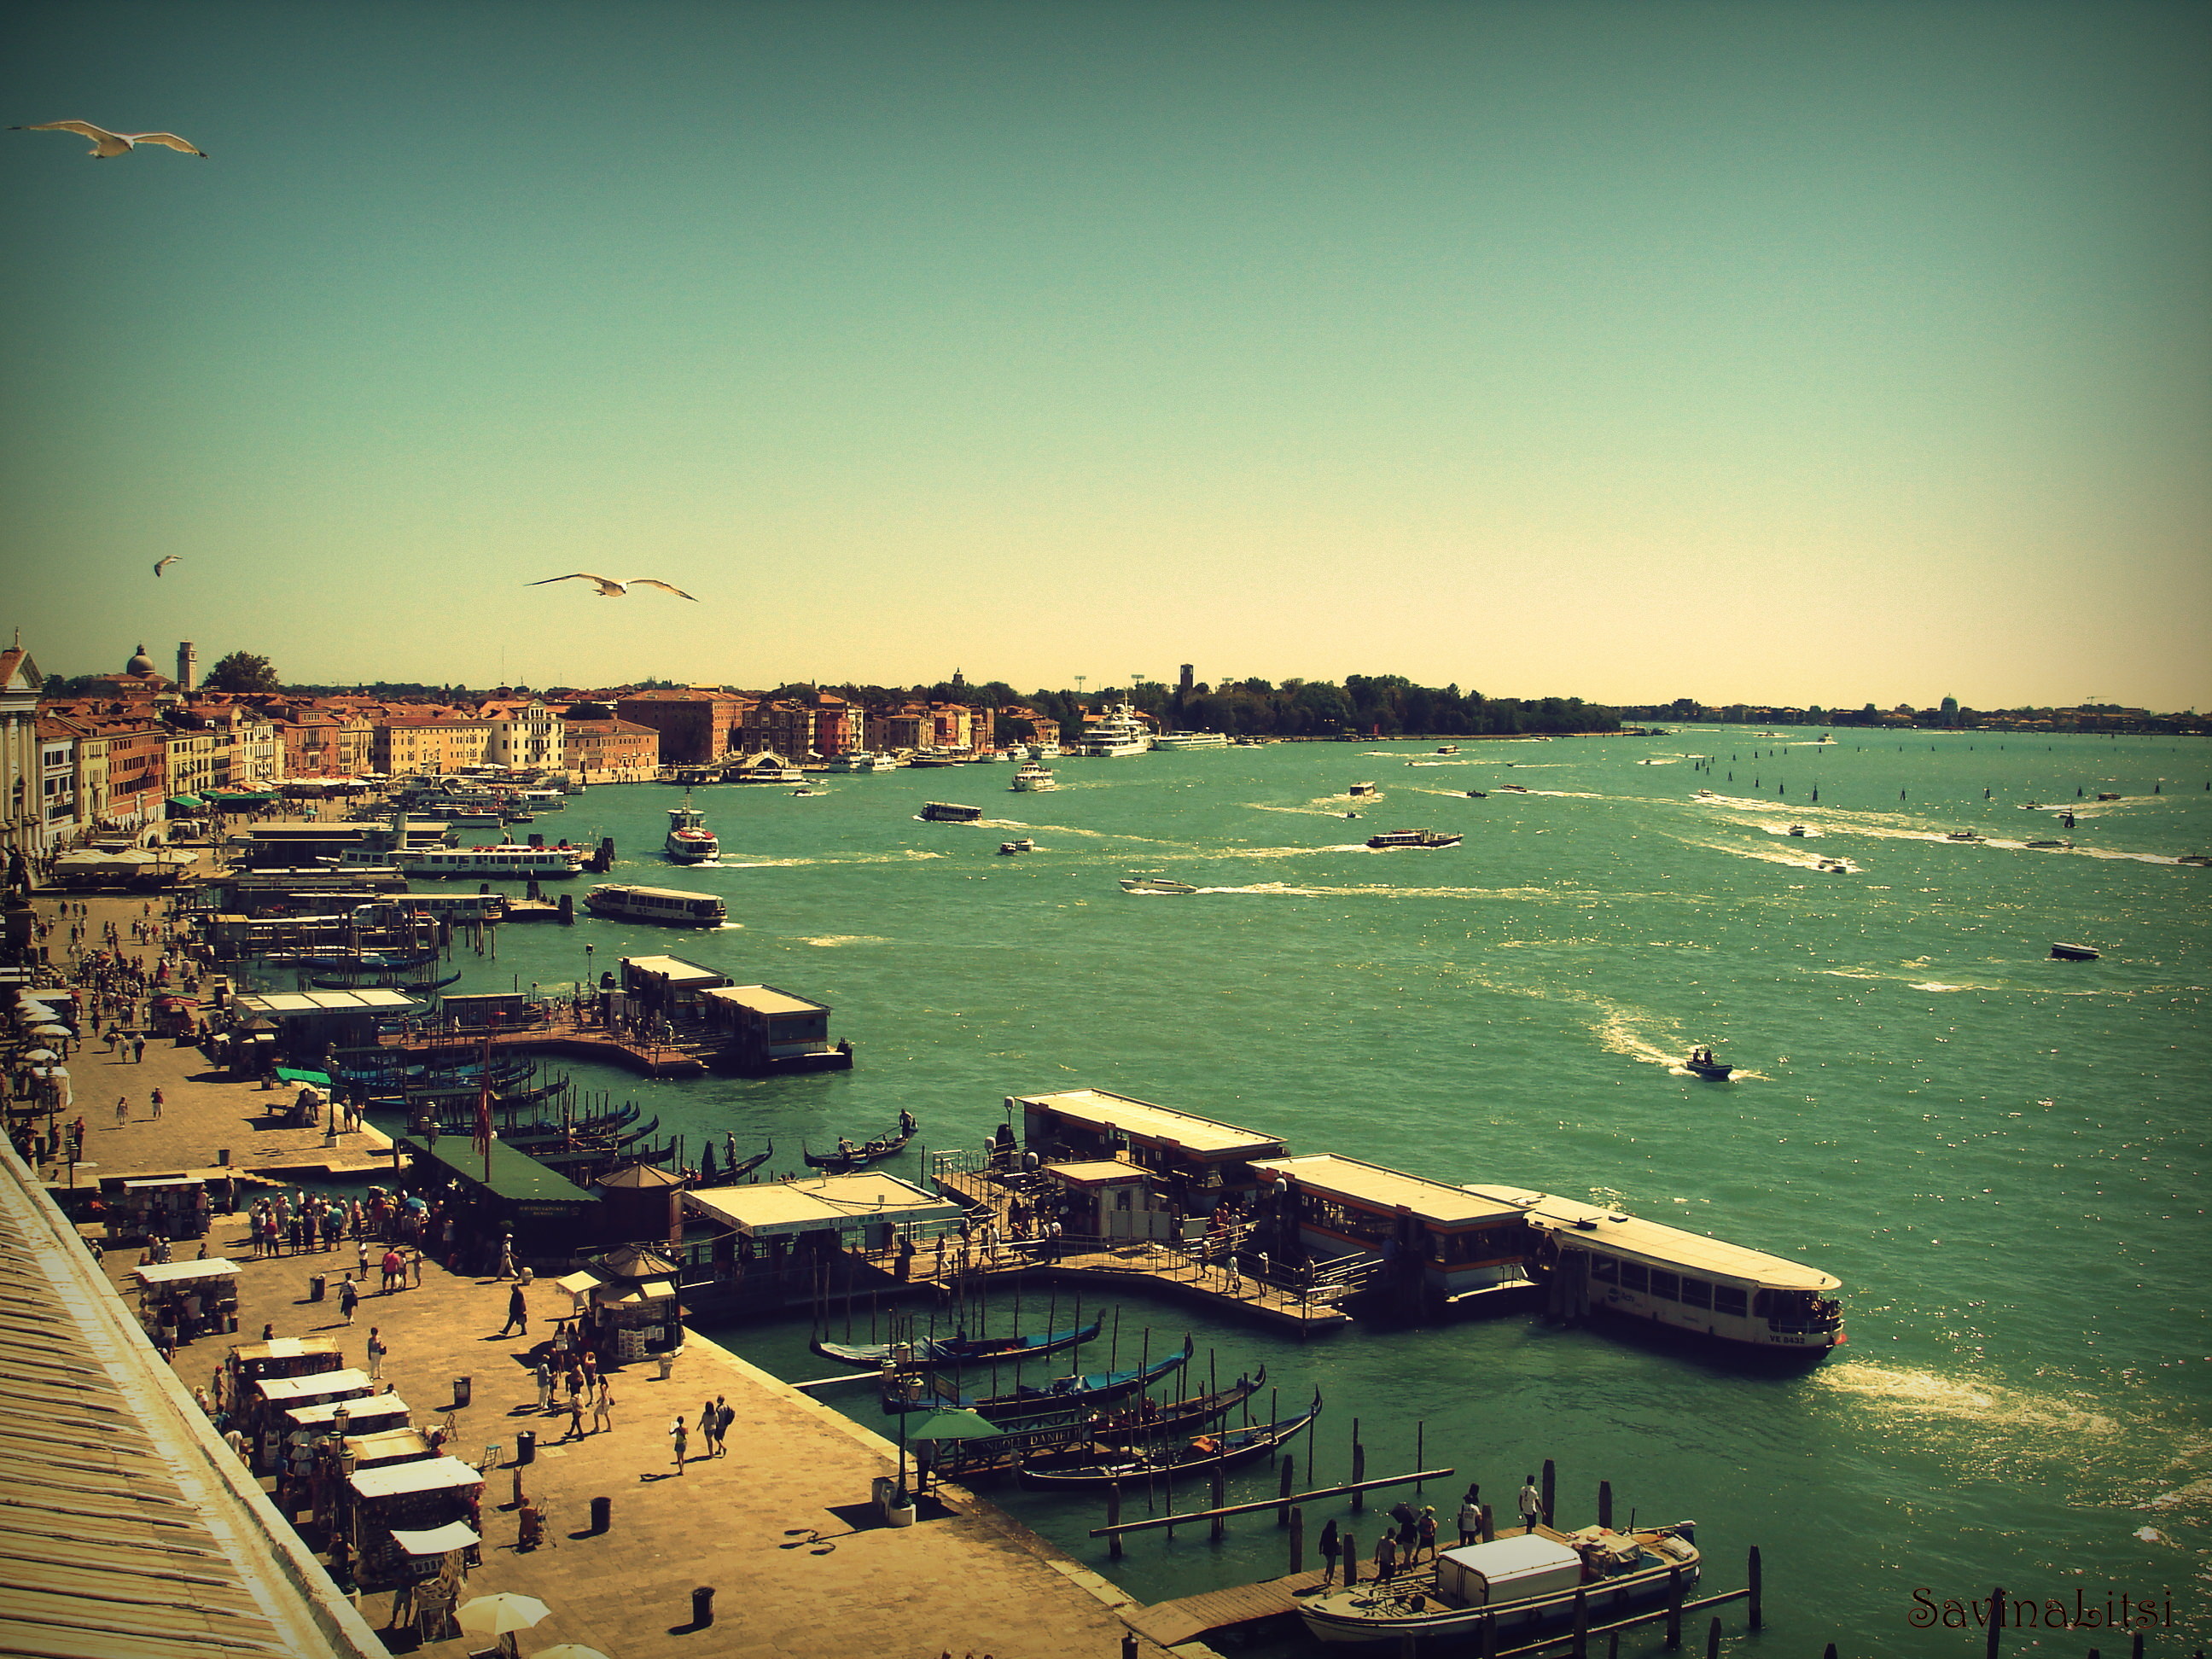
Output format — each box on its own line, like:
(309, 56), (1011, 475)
(813, 1318), (1100, 1371)
(1016, 1394), (1321, 1492)
(883, 1336), (1195, 1420)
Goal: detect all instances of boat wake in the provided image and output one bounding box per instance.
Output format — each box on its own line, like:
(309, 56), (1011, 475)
(719, 850), (948, 867)
(1819, 1363), (2122, 1444)
(797, 934), (888, 946)
(1247, 802), (1373, 819)
(1203, 880), (1551, 899)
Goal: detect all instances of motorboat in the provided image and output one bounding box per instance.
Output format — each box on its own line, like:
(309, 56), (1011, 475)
(1120, 876), (1198, 895)
(998, 840), (1033, 855)
(1010, 760), (1058, 793)
(1298, 1522), (1702, 1649)
(1785, 824), (1807, 836)
(1683, 1046), (1733, 1080)
(1349, 782), (1377, 797)
(1365, 829), (1462, 850)
(824, 751), (900, 772)
(1434, 745), (1460, 754)
(2049, 942), (2100, 961)
(2024, 838), (2073, 850)
(664, 792), (718, 863)
(919, 801), (983, 823)
(1498, 783), (1530, 793)
(789, 786), (826, 797)
(1944, 830), (1984, 843)
(583, 884), (726, 927)
(1816, 859), (1848, 873)
(1464, 789), (1487, 799)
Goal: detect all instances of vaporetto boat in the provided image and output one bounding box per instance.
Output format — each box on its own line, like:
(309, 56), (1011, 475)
(582, 884), (725, 927)
(1150, 731), (1231, 750)
(388, 844), (586, 879)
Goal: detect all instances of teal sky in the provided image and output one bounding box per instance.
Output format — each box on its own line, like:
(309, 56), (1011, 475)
(4, 1), (2208, 707)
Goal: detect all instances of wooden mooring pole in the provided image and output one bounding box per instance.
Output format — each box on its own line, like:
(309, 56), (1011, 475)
(1278, 1455), (1295, 1525)
(1090, 1469), (1458, 1538)
(1541, 1458), (1556, 1527)
(1597, 1479), (1612, 1529)
(1106, 1482), (1122, 1561)
(1703, 1614), (1721, 1657)
(1350, 1418), (1366, 1511)
(1289, 1505), (1303, 1573)
(1747, 1544), (1761, 1629)
(1664, 1566), (1683, 1649)
(1985, 1586), (2005, 1659)
(1570, 1586), (1587, 1657)
(1209, 1470), (1226, 1541)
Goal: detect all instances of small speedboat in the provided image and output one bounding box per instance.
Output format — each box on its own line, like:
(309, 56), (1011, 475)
(1945, 830), (1984, 842)
(998, 839), (1033, 855)
(2024, 838), (2073, 850)
(1121, 876), (1198, 895)
(1499, 783), (1530, 793)
(1464, 789), (1487, 799)
(1683, 1047), (1733, 1080)
(2049, 942), (2100, 962)
(790, 786), (825, 796)
(1785, 824), (1807, 837)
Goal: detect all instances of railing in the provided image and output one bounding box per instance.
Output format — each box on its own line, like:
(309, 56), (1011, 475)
(930, 1147), (988, 1180)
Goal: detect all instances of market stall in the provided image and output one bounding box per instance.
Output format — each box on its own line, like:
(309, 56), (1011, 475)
(286, 1391), (412, 1443)
(347, 1456), (484, 1586)
(128, 1258), (242, 1343)
(109, 1176), (212, 1243)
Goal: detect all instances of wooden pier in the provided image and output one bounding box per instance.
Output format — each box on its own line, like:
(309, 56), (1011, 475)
(381, 1010), (707, 1076)
(929, 1167), (1353, 1333)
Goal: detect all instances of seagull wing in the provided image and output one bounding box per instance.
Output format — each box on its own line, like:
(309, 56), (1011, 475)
(153, 557), (178, 577)
(629, 579), (699, 601)
(15, 119), (130, 156)
(120, 132), (207, 157)
(529, 572), (626, 596)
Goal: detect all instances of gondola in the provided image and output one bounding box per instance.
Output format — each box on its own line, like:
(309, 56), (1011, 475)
(812, 1318), (1101, 1371)
(725, 1141), (772, 1180)
(802, 1123), (915, 1172)
(883, 1336), (1195, 1419)
(280, 947), (443, 971)
(1015, 1394), (1321, 1491)
(309, 969), (463, 992)
(928, 1370), (1267, 1481)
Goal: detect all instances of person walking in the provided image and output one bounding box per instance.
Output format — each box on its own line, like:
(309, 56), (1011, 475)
(700, 1397), (719, 1456)
(1417, 1507), (1439, 1563)
(338, 1276), (360, 1325)
(1373, 1531), (1399, 1582)
(149, 1087), (163, 1119)
(365, 1327), (387, 1382)
(1318, 1518), (1341, 1586)
(114, 1096), (129, 1127)
(560, 1394), (585, 1444)
(591, 1380), (613, 1435)
(714, 1396), (733, 1455)
(496, 1283), (527, 1338)
(535, 1361), (554, 1414)
(132, 1036), (146, 1063)
(668, 1415), (689, 1474)
(1517, 1474), (1543, 1534)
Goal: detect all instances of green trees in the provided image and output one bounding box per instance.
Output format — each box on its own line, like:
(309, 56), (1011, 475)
(205, 651), (282, 693)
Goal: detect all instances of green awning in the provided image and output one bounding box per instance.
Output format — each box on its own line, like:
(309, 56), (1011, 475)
(167, 795), (207, 810)
(275, 1067), (333, 1088)
(395, 1131), (597, 1211)
(207, 791), (278, 804)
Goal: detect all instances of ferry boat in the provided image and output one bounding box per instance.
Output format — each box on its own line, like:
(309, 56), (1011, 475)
(583, 884), (726, 927)
(391, 843), (586, 880)
(1299, 1522), (1702, 1648)
(732, 760), (805, 784)
(919, 801), (983, 823)
(1944, 830), (1984, 843)
(665, 794), (718, 863)
(1348, 781), (1378, 797)
(1010, 760), (1058, 793)
(1365, 829), (1462, 850)
(907, 750), (965, 769)
(1078, 702), (1151, 758)
(1150, 731), (1231, 750)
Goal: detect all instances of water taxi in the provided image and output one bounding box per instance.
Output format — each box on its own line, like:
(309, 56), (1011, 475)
(665, 794), (718, 863)
(1348, 781), (1378, 797)
(998, 839), (1033, 855)
(583, 884), (725, 927)
(1010, 760), (1058, 792)
(1365, 829), (1463, 850)
(824, 751), (901, 772)
(1119, 876), (1197, 895)
(1299, 1522), (1702, 1648)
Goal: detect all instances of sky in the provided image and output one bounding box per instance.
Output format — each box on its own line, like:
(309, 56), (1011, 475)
(3, 0), (2208, 710)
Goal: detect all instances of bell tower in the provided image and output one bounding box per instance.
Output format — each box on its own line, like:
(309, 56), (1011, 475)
(177, 641), (198, 692)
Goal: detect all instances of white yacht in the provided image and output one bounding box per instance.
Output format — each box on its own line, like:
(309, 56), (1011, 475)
(665, 794), (719, 863)
(1079, 702), (1151, 758)
(1010, 760), (1058, 793)
(824, 751), (900, 773)
(1150, 731), (1231, 751)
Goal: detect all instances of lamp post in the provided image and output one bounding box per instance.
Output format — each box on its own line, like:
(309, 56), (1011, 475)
(582, 943), (594, 1011)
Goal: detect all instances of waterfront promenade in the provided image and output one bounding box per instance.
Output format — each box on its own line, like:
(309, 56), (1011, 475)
(33, 884), (1179, 1659)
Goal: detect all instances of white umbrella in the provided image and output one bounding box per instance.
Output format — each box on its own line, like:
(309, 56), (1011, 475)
(20, 1049), (57, 1062)
(534, 1648), (614, 1659)
(456, 1594), (552, 1639)
(31, 1025), (69, 1039)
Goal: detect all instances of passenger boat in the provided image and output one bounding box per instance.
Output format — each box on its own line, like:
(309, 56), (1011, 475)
(1434, 745), (1460, 754)
(812, 1318), (1101, 1371)
(883, 1337), (1198, 1420)
(998, 840), (1033, 855)
(1348, 782), (1377, 797)
(919, 802), (983, 823)
(1078, 702), (1152, 758)
(1016, 1395), (1320, 1492)
(2049, 942), (2100, 961)
(2177, 853), (2212, 866)
(1010, 760), (1058, 792)
(824, 751), (900, 772)
(1299, 1522), (1702, 1648)
(1150, 731), (1231, 750)
(390, 843), (586, 879)
(801, 1115), (917, 1172)
(1120, 876), (1198, 895)
(1365, 829), (1462, 850)
(664, 793), (718, 863)
(1464, 789), (1487, 799)
(583, 884), (726, 927)
(907, 751), (964, 768)
(1683, 1047), (1732, 1080)
(1944, 830), (1984, 843)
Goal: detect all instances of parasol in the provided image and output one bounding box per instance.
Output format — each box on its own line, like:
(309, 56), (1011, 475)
(456, 1593), (552, 1638)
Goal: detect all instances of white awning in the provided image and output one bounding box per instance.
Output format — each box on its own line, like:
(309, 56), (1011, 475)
(387, 1521), (480, 1556)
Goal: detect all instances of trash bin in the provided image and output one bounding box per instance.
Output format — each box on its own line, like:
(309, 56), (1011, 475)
(308, 1273), (327, 1303)
(589, 1494), (611, 1534)
(515, 1429), (535, 1465)
(453, 1375), (472, 1408)
(690, 1586), (714, 1628)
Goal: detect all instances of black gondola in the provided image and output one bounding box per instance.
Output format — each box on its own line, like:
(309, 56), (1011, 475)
(803, 1121), (916, 1172)
(928, 1370), (1267, 1481)
(1015, 1394), (1321, 1491)
(725, 1141), (772, 1179)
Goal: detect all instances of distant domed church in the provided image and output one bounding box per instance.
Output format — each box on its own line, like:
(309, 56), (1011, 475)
(92, 643), (176, 695)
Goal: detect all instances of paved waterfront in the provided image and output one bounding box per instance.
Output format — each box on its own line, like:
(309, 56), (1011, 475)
(40, 884), (1178, 1659)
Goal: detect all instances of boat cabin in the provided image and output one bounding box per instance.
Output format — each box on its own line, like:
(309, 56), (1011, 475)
(697, 983), (851, 1073)
(683, 1173), (959, 1307)
(1015, 1089), (1287, 1212)
(1466, 1185), (1845, 1351)
(1251, 1154), (1537, 1305)
(1435, 1533), (1586, 1608)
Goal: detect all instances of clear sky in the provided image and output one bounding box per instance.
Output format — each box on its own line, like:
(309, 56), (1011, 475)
(4, 1), (2207, 709)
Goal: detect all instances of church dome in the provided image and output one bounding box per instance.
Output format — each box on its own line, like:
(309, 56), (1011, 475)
(126, 643), (156, 676)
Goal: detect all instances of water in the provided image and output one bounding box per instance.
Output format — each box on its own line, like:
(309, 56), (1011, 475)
(308, 733), (2212, 1653)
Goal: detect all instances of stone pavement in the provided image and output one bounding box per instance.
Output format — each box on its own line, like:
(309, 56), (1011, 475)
(48, 881), (1190, 1659)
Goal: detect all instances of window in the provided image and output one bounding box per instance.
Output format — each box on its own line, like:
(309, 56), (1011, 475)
(1590, 1255), (1617, 1283)
(1678, 1278), (1712, 1309)
(1713, 1285), (1748, 1317)
(1617, 1261), (1648, 1292)
(1648, 1270), (1679, 1301)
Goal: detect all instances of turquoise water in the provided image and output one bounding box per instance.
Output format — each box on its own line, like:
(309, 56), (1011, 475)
(336, 733), (2211, 1655)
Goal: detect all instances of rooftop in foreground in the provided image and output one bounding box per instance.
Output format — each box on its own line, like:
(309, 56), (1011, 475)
(1017, 1087), (1285, 1158)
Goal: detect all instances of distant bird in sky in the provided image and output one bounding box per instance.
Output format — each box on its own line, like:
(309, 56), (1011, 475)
(152, 556), (181, 578)
(11, 120), (207, 159)
(528, 573), (699, 601)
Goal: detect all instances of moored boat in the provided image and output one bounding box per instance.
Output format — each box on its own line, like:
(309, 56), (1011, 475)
(1016, 1394), (1320, 1491)
(1078, 702), (1152, 758)
(883, 1336), (1199, 1420)
(813, 1317), (1101, 1371)
(2049, 941), (2100, 961)
(1297, 1522), (1702, 1648)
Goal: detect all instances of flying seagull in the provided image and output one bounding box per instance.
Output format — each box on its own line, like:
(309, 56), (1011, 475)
(12, 120), (207, 159)
(153, 556), (180, 578)
(529, 573), (698, 601)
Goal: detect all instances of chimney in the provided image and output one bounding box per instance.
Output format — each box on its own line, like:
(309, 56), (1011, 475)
(177, 641), (198, 692)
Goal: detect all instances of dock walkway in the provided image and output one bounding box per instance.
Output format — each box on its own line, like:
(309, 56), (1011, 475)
(1126, 1568), (1329, 1648)
(928, 1168), (1353, 1334)
(380, 1010), (707, 1076)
